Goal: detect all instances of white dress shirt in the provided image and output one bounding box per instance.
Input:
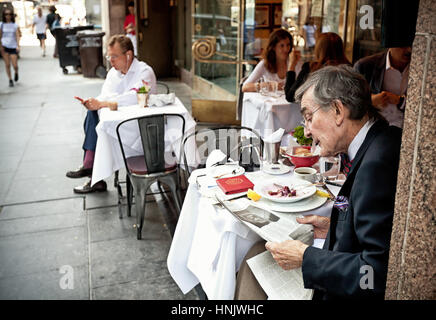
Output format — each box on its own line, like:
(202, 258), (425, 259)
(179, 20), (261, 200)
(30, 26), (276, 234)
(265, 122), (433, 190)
(97, 58), (157, 108)
(347, 119), (375, 161)
(381, 50), (409, 128)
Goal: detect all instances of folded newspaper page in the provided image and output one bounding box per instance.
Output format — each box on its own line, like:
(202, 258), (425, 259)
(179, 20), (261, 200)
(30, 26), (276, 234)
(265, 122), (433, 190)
(247, 251), (314, 300)
(215, 196), (314, 300)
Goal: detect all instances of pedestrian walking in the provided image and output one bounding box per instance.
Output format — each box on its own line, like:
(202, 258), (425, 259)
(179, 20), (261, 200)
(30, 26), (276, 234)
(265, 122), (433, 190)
(32, 7), (47, 57)
(0, 9), (21, 87)
(46, 5), (58, 58)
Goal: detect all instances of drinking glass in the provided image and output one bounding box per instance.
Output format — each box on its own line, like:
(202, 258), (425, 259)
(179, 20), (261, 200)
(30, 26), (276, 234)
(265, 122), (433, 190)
(269, 81), (278, 96)
(320, 155), (341, 180)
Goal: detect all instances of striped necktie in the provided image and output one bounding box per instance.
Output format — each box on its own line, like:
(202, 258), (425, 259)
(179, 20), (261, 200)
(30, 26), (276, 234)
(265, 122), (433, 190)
(341, 153), (353, 177)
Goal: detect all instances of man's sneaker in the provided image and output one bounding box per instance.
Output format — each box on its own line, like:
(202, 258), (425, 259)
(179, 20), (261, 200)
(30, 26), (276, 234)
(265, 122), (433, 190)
(9, 80), (13, 87)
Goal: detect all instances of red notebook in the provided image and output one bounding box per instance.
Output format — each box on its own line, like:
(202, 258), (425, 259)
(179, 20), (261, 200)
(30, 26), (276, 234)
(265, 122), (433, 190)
(216, 175), (254, 195)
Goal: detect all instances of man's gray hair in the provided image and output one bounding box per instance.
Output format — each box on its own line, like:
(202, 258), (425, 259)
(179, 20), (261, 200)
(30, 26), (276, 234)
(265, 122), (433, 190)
(295, 65), (379, 120)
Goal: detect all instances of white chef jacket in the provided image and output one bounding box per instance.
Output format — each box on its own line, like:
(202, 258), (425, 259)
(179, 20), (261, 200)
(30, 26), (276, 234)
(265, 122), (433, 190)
(97, 58), (157, 108)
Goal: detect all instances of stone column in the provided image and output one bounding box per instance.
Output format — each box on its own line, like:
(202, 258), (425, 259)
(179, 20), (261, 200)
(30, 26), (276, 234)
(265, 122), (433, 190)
(385, 0), (436, 300)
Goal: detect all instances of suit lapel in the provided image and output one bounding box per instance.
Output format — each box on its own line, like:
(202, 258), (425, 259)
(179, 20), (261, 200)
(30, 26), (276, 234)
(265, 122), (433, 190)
(323, 120), (387, 250)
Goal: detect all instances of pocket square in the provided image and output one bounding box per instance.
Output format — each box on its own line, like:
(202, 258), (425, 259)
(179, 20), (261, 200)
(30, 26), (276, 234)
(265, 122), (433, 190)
(333, 195), (349, 212)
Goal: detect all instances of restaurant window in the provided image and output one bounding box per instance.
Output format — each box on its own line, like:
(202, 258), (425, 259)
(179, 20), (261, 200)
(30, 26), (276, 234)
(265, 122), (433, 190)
(192, 0), (239, 98)
(352, 0), (383, 62)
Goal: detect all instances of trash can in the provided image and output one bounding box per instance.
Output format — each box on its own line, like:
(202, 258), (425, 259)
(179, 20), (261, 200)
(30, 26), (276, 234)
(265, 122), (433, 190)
(77, 30), (106, 78)
(54, 25), (94, 74)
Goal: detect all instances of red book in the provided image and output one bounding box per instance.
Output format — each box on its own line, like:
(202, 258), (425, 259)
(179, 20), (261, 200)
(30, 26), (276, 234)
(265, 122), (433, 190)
(216, 175), (254, 195)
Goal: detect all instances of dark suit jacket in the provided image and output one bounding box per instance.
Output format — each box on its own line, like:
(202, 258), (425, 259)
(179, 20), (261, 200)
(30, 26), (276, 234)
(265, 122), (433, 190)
(301, 119), (402, 299)
(353, 51), (388, 94)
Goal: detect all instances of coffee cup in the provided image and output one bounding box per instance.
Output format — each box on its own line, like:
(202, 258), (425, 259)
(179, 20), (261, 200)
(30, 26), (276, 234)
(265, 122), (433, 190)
(294, 167), (317, 183)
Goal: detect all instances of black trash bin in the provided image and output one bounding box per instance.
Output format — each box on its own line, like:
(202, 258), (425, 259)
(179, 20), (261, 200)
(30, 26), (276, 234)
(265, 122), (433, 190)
(54, 25), (94, 74)
(77, 30), (106, 78)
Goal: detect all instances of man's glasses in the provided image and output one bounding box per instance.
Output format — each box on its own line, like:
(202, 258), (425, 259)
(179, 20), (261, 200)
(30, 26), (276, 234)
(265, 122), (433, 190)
(301, 106), (322, 128)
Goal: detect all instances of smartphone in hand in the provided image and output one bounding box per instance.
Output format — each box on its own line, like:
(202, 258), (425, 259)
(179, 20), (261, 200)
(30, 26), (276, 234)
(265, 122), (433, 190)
(74, 96), (85, 104)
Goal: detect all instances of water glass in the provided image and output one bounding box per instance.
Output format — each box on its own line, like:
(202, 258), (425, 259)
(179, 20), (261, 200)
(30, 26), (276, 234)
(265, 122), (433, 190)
(320, 155), (341, 180)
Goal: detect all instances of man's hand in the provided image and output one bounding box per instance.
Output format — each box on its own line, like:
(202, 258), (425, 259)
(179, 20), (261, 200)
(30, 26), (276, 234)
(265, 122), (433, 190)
(265, 240), (308, 270)
(296, 215), (330, 239)
(83, 98), (102, 111)
(371, 91), (401, 109)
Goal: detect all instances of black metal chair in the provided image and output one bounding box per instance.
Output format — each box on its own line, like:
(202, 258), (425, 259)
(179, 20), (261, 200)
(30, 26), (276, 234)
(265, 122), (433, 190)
(116, 114), (185, 240)
(180, 126), (263, 181)
(236, 76), (248, 121)
(156, 81), (170, 94)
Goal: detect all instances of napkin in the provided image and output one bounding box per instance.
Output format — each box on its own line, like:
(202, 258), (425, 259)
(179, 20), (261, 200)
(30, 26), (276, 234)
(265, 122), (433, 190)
(148, 93), (175, 107)
(263, 128), (285, 143)
(205, 149), (227, 168)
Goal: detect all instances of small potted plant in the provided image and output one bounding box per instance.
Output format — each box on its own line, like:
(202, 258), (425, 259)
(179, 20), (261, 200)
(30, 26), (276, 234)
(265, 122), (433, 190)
(132, 80), (151, 107)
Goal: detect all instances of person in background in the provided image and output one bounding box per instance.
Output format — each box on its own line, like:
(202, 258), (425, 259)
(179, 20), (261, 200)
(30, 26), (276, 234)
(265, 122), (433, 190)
(32, 7), (47, 57)
(285, 32), (350, 102)
(45, 5), (58, 58)
(353, 47), (412, 128)
(124, 1), (137, 56)
(0, 9), (21, 87)
(302, 17), (316, 54)
(66, 35), (157, 194)
(242, 29), (294, 92)
(235, 65), (402, 300)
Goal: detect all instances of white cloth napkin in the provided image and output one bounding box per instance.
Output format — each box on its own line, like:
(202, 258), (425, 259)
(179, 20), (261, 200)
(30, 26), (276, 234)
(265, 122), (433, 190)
(205, 149), (227, 168)
(148, 93), (175, 107)
(263, 128), (285, 143)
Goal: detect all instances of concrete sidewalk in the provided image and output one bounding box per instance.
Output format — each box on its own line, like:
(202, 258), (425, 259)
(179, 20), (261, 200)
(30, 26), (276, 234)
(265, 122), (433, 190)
(0, 45), (197, 299)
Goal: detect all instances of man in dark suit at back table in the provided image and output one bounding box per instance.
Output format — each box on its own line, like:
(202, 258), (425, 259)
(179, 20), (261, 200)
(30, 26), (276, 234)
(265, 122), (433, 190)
(235, 65), (402, 299)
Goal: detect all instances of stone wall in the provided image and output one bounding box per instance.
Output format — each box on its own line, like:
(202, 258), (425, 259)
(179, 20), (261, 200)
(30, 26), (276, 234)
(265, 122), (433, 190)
(385, 0), (436, 300)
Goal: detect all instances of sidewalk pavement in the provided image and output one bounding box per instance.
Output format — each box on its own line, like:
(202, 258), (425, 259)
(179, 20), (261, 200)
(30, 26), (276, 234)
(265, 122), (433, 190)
(0, 45), (197, 299)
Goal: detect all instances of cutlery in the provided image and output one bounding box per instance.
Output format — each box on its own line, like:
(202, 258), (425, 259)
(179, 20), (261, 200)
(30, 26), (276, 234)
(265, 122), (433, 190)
(319, 183), (336, 201)
(213, 169), (237, 179)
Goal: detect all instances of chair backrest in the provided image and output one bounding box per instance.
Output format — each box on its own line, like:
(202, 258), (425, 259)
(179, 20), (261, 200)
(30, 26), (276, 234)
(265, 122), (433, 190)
(181, 125), (263, 176)
(116, 113), (186, 175)
(156, 81), (170, 94)
(236, 76), (248, 121)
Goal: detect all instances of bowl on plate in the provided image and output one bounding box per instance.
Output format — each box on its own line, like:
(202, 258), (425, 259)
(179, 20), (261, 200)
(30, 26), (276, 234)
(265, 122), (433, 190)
(283, 146), (320, 168)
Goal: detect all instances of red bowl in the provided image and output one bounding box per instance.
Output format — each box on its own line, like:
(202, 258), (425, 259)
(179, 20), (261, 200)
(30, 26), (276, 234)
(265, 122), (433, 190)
(287, 146), (319, 168)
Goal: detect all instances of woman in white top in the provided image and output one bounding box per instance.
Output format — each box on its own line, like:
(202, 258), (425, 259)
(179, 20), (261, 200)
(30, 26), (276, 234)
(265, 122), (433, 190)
(0, 9), (21, 87)
(242, 29), (296, 92)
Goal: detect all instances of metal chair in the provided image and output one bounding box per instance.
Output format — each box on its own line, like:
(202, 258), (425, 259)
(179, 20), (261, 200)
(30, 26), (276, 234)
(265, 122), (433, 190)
(180, 126), (264, 180)
(116, 114), (185, 240)
(156, 81), (170, 94)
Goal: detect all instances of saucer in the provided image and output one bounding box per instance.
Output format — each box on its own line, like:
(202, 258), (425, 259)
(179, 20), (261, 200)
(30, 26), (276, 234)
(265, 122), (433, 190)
(261, 163), (291, 175)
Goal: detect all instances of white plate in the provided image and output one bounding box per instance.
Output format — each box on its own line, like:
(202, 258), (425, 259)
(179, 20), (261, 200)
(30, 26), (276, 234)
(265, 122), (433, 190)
(254, 194), (327, 213)
(254, 180), (316, 203)
(207, 164), (245, 179)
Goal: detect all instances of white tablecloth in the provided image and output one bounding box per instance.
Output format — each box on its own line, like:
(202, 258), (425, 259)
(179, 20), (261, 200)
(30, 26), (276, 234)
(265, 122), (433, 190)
(167, 169), (340, 300)
(91, 97), (197, 186)
(241, 92), (303, 139)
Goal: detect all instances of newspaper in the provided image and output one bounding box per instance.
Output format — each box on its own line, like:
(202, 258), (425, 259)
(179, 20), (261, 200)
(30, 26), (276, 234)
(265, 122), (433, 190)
(247, 251), (314, 300)
(215, 196), (315, 300)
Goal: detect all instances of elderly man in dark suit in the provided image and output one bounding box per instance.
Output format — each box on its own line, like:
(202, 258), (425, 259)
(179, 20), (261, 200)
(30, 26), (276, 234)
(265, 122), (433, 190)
(235, 65), (402, 300)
